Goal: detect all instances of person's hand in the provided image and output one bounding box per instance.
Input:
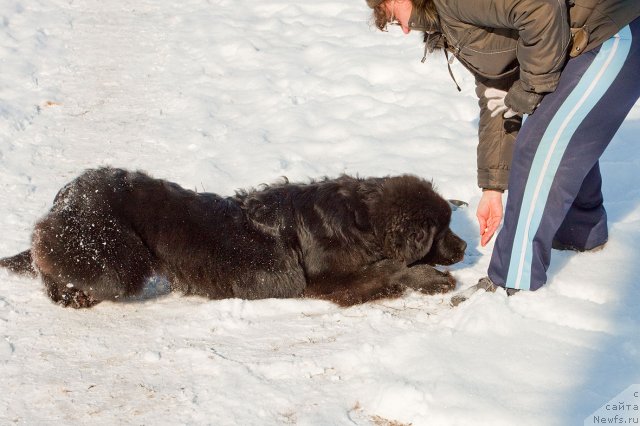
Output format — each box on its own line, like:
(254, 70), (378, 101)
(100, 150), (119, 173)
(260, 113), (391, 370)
(477, 190), (503, 247)
(484, 88), (518, 118)
(504, 81), (544, 115)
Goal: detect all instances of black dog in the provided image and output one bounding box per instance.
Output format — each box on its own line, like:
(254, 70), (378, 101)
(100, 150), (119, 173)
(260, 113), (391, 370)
(0, 168), (466, 308)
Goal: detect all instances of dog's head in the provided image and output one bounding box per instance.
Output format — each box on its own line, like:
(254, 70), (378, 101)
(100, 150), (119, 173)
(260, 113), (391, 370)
(366, 175), (466, 266)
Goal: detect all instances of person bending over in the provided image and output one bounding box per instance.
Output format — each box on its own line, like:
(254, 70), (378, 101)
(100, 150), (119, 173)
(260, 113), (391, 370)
(365, 0), (640, 297)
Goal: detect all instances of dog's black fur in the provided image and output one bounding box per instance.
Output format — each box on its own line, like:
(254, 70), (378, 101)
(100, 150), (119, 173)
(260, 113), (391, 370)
(0, 167), (466, 308)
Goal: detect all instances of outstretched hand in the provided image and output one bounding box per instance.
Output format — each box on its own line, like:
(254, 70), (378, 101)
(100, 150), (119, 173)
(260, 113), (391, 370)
(477, 190), (504, 247)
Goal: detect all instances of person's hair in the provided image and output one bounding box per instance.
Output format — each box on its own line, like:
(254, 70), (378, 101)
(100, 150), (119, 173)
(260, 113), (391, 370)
(371, 0), (438, 32)
(372, 3), (388, 30)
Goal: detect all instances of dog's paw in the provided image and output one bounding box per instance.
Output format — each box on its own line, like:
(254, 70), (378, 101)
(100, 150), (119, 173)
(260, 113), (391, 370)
(392, 264), (457, 295)
(421, 270), (456, 295)
(434, 272), (457, 294)
(58, 288), (99, 309)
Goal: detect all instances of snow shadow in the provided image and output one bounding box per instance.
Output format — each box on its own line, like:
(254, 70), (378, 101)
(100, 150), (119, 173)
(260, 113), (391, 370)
(562, 119), (640, 423)
(124, 276), (172, 302)
(563, 247), (640, 423)
(449, 202), (482, 268)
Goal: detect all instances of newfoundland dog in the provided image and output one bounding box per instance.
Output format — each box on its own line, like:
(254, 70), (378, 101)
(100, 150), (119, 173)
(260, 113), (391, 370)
(0, 167), (466, 308)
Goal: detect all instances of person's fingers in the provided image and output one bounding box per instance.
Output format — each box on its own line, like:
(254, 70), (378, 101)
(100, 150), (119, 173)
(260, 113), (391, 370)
(481, 219), (498, 246)
(484, 88), (507, 98)
(487, 98), (502, 110)
(490, 105), (508, 118)
(480, 227), (493, 246)
(477, 212), (487, 236)
(478, 212), (492, 246)
(503, 108), (518, 118)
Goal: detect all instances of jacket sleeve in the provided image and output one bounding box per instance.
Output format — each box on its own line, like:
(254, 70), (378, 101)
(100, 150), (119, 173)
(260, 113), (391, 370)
(443, 0), (572, 94)
(475, 77), (521, 191)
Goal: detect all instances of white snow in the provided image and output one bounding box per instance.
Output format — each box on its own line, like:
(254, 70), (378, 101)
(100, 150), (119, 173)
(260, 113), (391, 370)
(1, 1), (639, 425)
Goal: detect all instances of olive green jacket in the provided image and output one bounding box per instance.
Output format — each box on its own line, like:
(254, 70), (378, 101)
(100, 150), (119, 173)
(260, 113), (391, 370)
(431, 0), (640, 190)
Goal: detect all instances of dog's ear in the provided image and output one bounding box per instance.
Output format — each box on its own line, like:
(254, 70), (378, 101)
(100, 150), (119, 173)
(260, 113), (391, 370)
(384, 223), (437, 265)
(403, 224), (437, 265)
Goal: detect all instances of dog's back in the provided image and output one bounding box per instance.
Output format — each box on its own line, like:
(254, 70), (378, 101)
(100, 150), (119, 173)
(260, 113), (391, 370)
(21, 167), (308, 307)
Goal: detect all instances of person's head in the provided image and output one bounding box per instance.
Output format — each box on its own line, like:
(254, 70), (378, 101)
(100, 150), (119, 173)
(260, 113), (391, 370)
(366, 0), (438, 35)
(368, 0), (413, 34)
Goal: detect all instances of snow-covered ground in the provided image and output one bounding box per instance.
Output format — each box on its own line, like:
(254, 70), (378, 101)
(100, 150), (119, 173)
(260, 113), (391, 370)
(1, 1), (639, 425)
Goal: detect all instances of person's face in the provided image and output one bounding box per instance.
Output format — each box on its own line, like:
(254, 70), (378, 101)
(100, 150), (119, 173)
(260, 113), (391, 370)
(384, 0), (413, 34)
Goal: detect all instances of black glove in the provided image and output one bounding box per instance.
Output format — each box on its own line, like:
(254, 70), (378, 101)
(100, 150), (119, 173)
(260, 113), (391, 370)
(504, 81), (544, 115)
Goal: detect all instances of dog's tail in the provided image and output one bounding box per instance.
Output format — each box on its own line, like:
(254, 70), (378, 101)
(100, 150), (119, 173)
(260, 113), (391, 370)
(0, 250), (37, 278)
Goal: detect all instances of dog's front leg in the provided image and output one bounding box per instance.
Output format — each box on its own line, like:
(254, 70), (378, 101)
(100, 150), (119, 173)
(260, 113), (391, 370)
(305, 260), (408, 306)
(390, 264), (456, 295)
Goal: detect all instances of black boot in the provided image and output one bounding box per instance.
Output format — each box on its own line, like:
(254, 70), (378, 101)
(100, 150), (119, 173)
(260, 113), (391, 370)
(551, 239), (607, 252)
